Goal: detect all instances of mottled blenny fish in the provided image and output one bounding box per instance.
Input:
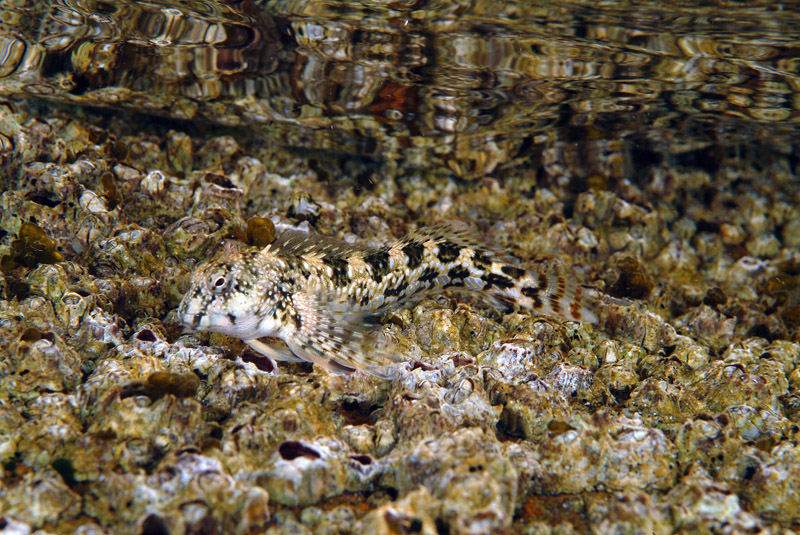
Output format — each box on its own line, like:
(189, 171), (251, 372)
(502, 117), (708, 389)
(178, 223), (597, 378)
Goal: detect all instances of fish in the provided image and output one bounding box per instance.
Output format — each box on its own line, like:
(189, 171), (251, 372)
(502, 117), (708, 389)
(178, 222), (597, 378)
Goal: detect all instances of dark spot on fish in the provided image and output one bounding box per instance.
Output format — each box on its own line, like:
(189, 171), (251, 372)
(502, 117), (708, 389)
(402, 242), (424, 270)
(227, 312), (237, 324)
(419, 267), (439, 283)
(292, 260), (311, 278)
(501, 265), (526, 279)
(522, 286), (544, 309)
(472, 250), (492, 269)
(364, 250), (390, 283)
(550, 294), (562, 315)
(437, 241), (462, 263)
(292, 313), (302, 331)
(448, 266), (470, 280)
(538, 272), (548, 290)
(325, 257), (350, 287)
(570, 300), (583, 320)
(483, 273), (514, 289)
(384, 286), (399, 297)
(385, 282), (407, 297)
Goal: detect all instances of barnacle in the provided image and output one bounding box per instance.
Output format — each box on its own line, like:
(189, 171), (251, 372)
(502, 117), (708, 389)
(143, 371), (200, 399)
(286, 193), (321, 224)
(100, 171), (122, 210)
(245, 217), (276, 247)
(1, 222), (63, 271)
(609, 255), (653, 299)
(702, 286), (727, 308)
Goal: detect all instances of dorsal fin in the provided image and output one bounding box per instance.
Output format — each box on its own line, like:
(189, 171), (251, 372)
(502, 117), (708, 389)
(272, 230), (373, 260)
(398, 221), (517, 264)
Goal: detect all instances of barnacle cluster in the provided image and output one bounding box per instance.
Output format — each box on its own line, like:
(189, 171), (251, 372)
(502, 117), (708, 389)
(1, 78), (800, 535)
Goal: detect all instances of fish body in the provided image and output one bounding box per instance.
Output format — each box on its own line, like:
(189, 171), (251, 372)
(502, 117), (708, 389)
(178, 223), (597, 377)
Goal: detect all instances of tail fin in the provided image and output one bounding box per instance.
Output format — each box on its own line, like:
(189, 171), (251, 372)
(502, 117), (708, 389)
(492, 264), (598, 323)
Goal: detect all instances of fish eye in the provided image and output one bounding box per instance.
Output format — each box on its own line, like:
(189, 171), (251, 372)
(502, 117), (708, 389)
(209, 272), (230, 293)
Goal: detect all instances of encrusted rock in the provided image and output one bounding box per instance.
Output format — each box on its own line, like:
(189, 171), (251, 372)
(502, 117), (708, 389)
(528, 413), (678, 494)
(585, 491), (671, 535)
(490, 378), (572, 440)
(245, 438), (367, 507)
(743, 441), (800, 523)
(356, 487), (439, 535)
(666, 466), (771, 532)
(381, 428), (518, 535)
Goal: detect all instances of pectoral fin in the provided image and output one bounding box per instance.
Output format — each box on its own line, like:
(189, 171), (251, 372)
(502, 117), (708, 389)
(285, 291), (403, 379)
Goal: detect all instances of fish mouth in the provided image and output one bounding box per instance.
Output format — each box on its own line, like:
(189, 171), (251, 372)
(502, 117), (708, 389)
(179, 310), (202, 330)
(177, 297), (201, 330)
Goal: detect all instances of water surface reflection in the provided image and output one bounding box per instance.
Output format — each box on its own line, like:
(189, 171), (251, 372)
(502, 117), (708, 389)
(0, 0), (797, 177)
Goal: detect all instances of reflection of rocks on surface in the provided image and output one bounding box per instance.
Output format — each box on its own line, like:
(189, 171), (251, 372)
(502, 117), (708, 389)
(1, 1), (800, 179)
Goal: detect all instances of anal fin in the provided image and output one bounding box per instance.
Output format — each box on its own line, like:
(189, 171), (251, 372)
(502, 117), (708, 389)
(245, 338), (305, 362)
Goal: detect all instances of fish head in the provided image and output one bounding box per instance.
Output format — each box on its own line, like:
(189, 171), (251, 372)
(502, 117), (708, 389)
(178, 241), (284, 340)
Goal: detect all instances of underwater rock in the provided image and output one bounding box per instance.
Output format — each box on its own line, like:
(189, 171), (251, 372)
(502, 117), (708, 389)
(15, 392), (81, 469)
(585, 491), (671, 535)
(528, 413), (677, 494)
(0, 471), (81, 528)
(666, 466), (771, 532)
(594, 349), (641, 400)
(73, 522), (114, 535)
(490, 378), (572, 440)
(382, 378), (500, 444)
(83, 384), (209, 463)
(0, 516), (34, 535)
(356, 487), (439, 535)
(477, 338), (562, 381)
(82, 451), (271, 535)
(382, 428), (517, 535)
(7, 327), (82, 396)
(299, 504), (360, 535)
(410, 306), (464, 357)
(627, 378), (703, 426)
(544, 361), (606, 407)
(690, 350), (787, 413)
(166, 130), (193, 178)
(246, 438), (366, 507)
(743, 441), (800, 523)
(675, 305), (737, 351)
